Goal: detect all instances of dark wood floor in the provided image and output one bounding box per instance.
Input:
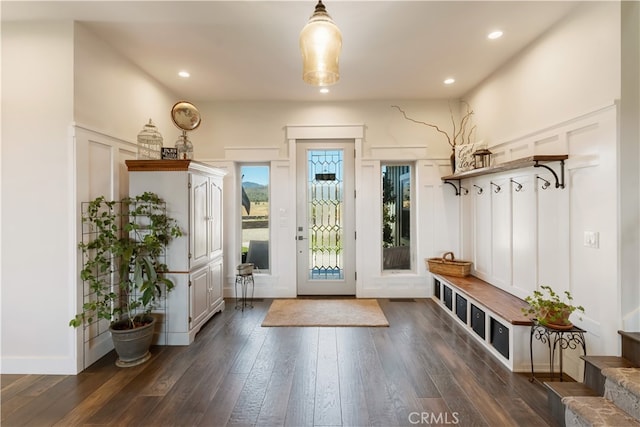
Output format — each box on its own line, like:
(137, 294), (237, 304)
(1, 298), (556, 426)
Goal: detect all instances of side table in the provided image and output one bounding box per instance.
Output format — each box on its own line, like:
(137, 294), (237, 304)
(530, 320), (586, 382)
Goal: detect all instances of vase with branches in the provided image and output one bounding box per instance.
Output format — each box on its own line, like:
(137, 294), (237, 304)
(392, 101), (476, 172)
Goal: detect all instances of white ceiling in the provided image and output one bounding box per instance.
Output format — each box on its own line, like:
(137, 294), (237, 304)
(3, 1), (580, 102)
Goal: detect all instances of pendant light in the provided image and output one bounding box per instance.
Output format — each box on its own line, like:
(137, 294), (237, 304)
(299, 0), (342, 86)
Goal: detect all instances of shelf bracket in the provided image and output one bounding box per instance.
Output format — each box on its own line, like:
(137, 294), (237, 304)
(444, 179), (462, 196)
(534, 159), (565, 189)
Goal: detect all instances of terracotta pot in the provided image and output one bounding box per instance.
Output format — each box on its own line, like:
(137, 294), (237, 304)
(537, 306), (573, 329)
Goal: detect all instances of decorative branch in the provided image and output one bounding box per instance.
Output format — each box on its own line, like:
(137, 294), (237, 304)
(391, 105), (452, 147)
(392, 101), (476, 148)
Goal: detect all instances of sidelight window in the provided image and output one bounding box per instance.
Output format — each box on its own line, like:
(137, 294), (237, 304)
(240, 165), (270, 271)
(381, 164), (412, 270)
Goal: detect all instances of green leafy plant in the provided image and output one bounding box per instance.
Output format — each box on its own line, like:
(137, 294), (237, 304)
(70, 192), (182, 330)
(522, 285), (585, 327)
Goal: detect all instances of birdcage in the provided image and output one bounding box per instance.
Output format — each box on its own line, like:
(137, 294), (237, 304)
(136, 119), (163, 160)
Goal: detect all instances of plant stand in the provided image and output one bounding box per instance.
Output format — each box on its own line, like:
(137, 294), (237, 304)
(530, 320), (587, 382)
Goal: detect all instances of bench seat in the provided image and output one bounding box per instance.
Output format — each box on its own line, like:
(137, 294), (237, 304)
(432, 273), (549, 373)
(434, 274), (532, 325)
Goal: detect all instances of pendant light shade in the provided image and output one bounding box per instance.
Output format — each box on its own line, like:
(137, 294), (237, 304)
(299, 0), (342, 86)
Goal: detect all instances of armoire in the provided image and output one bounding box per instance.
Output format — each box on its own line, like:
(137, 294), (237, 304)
(126, 159), (226, 345)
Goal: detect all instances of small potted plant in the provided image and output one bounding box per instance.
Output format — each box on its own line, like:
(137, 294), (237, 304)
(522, 285), (585, 330)
(70, 192), (182, 367)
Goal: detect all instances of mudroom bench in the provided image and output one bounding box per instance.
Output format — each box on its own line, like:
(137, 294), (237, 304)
(432, 273), (548, 372)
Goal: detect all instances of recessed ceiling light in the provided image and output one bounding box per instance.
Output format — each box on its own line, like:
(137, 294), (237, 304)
(319, 87), (330, 94)
(444, 78), (455, 85)
(488, 30), (503, 40)
(178, 70), (190, 78)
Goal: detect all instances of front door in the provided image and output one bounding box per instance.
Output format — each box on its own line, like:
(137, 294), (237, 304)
(296, 141), (356, 295)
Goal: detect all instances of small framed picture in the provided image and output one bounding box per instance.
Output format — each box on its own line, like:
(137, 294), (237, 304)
(162, 148), (178, 160)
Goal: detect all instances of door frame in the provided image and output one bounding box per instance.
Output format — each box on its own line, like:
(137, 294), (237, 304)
(286, 125), (365, 296)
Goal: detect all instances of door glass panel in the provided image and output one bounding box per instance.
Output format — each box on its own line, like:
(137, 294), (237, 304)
(382, 164), (412, 270)
(307, 149), (343, 280)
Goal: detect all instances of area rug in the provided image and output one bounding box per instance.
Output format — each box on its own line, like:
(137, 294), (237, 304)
(261, 299), (389, 327)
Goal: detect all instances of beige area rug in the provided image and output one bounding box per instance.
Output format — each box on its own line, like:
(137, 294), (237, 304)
(261, 299), (389, 327)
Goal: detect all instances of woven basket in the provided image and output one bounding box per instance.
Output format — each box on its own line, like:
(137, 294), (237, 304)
(426, 252), (472, 277)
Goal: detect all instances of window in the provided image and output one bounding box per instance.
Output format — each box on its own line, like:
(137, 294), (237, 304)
(241, 165), (270, 271)
(382, 164), (412, 270)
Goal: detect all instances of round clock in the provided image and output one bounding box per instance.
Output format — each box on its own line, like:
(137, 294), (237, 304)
(171, 101), (201, 131)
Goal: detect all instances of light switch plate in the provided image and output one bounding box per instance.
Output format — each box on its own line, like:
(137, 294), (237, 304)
(583, 231), (599, 248)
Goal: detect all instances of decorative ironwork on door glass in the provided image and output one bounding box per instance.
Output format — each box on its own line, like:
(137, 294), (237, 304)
(307, 149), (344, 279)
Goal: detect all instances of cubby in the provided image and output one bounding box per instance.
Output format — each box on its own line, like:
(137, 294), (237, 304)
(456, 294), (467, 323)
(443, 285), (453, 311)
(491, 318), (510, 359)
(471, 304), (486, 339)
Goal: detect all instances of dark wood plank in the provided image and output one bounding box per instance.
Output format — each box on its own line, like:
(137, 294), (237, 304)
(336, 328), (371, 427)
(284, 327), (319, 427)
(256, 328), (303, 426)
(0, 298), (556, 427)
(199, 373), (248, 426)
(313, 328), (342, 426)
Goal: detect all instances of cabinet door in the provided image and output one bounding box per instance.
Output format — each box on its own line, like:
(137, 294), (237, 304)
(209, 177), (223, 259)
(189, 266), (209, 329)
(190, 173), (210, 267)
(208, 260), (223, 311)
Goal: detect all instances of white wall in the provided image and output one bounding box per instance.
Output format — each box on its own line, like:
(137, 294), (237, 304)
(1, 21), (178, 374)
(463, 1), (626, 379)
(74, 23), (178, 145)
(468, 1), (620, 145)
(1, 21), (77, 374)
(194, 100), (461, 160)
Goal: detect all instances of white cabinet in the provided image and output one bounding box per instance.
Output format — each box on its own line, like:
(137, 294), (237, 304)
(126, 160), (226, 345)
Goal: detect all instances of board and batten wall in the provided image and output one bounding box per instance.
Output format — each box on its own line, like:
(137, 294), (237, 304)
(463, 1), (629, 381)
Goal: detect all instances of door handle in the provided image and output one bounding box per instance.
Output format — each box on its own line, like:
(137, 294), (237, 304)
(297, 236), (306, 240)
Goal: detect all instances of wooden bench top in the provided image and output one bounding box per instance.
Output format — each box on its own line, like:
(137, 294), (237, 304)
(434, 274), (533, 326)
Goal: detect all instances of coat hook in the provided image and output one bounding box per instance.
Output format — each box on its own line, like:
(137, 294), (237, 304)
(510, 179), (523, 192)
(473, 184), (483, 195)
(537, 176), (551, 190)
(460, 186), (469, 195)
(490, 181), (501, 193)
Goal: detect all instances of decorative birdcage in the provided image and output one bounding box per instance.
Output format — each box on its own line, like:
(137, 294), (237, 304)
(136, 119), (163, 160)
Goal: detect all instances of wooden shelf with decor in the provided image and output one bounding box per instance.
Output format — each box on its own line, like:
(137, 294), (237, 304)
(441, 154), (568, 195)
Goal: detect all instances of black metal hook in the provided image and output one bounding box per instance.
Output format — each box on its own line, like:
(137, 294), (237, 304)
(473, 184), (483, 195)
(490, 181), (501, 193)
(510, 179), (523, 192)
(537, 176), (551, 190)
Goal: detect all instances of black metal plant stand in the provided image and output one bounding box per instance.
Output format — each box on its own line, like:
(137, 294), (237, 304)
(530, 320), (587, 382)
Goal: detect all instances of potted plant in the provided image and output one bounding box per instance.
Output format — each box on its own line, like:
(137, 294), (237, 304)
(70, 192), (182, 367)
(522, 285), (585, 330)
